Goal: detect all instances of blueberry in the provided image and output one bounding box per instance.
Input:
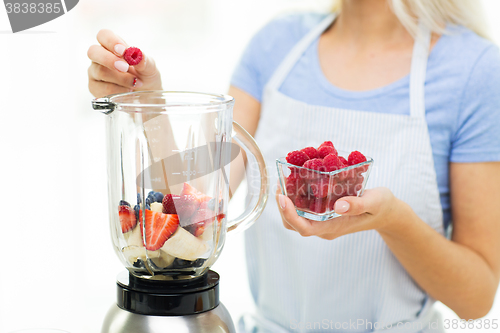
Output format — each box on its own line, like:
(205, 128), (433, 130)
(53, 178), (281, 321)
(119, 200), (130, 207)
(145, 197), (152, 206)
(134, 205), (140, 219)
(137, 193), (142, 204)
(148, 190), (156, 197)
(145, 204), (151, 210)
(154, 192), (164, 203)
(146, 193), (155, 205)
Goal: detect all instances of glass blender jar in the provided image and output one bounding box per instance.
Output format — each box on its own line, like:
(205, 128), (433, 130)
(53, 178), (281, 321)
(93, 91), (269, 333)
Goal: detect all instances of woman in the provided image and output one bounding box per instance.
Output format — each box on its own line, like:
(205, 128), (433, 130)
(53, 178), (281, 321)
(87, 0), (500, 332)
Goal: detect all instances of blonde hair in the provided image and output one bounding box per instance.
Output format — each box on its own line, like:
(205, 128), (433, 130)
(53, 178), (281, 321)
(332, 0), (490, 39)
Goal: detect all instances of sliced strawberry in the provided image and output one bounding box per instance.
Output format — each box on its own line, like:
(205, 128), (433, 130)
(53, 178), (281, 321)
(175, 195), (199, 223)
(185, 209), (214, 237)
(119, 205), (137, 233)
(180, 183), (212, 204)
(140, 210), (179, 251)
(162, 194), (180, 214)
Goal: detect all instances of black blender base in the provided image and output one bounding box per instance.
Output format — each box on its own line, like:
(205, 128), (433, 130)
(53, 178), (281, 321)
(101, 270), (236, 333)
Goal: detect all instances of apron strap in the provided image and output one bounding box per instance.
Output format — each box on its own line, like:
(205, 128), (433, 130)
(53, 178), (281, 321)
(267, 14), (336, 90)
(409, 22), (431, 118)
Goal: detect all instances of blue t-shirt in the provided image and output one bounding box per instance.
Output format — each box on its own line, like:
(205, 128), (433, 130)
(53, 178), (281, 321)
(231, 13), (500, 229)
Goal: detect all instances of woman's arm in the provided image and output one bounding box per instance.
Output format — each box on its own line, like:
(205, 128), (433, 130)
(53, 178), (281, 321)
(277, 161), (500, 319)
(227, 86), (261, 195)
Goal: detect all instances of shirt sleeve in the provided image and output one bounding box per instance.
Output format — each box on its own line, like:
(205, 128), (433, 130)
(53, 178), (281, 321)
(450, 45), (500, 163)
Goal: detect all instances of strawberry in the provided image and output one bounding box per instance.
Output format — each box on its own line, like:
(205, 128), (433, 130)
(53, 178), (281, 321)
(162, 194), (180, 214)
(175, 195), (199, 223)
(185, 209), (215, 237)
(140, 210), (179, 251)
(180, 183), (212, 204)
(119, 205), (137, 233)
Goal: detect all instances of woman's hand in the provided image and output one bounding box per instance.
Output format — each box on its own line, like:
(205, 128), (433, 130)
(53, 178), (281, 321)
(276, 186), (407, 240)
(87, 29), (162, 98)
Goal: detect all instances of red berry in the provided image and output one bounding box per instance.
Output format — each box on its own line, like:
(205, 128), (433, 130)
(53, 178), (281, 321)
(162, 194), (180, 214)
(303, 158), (325, 171)
(338, 156), (348, 166)
(285, 173), (307, 197)
(119, 205), (137, 233)
(286, 150), (309, 166)
(186, 209), (215, 237)
(317, 145), (338, 159)
(175, 195), (199, 223)
(309, 197), (327, 213)
(323, 154), (344, 172)
(294, 195), (310, 209)
(140, 210), (179, 250)
(308, 176), (330, 198)
(180, 183), (212, 203)
(318, 141), (334, 149)
(300, 147), (318, 159)
(348, 151), (367, 166)
(123, 47), (143, 66)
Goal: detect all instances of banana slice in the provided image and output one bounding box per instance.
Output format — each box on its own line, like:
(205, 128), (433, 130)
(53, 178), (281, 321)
(150, 250), (176, 268)
(150, 202), (163, 213)
(124, 224), (143, 247)
(161, 227), (209, 261)
(122, 246), (160, 266)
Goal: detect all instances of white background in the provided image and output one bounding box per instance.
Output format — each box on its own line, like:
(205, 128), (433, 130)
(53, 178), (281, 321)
(1, 1), (499, 332)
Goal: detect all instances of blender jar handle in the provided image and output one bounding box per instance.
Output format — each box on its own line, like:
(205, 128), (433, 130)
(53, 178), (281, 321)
(226, 121), (269, 232)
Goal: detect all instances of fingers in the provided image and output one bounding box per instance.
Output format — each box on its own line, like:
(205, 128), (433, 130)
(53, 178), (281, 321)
(88, 79), (130, 98)
(333, 188), (391, 216)
(96, 29), (128, 56)
(88, 44), (130, 74)
(88, 62), (138, 89)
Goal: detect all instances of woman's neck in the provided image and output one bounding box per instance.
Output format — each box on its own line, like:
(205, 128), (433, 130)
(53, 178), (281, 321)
(333, 0), (410, 45)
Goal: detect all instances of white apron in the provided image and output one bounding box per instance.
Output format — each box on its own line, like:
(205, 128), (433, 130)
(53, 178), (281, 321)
(240, 14), (445, 333)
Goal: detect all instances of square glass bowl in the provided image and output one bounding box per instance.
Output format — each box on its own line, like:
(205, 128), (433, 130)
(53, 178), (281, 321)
(276, 152), (373, 221)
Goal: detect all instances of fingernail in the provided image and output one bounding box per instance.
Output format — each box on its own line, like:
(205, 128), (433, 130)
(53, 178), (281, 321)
(114, 44), (126, 56)
(278, 194), (286, 210)
(335, 201), (350, 214)
(133, 78), (143, 88)
(114, 61), (129, 72)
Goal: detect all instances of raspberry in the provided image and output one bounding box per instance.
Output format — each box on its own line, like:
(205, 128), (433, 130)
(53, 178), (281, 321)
(303, 158), (325, 171)
(308, 176), (330, 198)
(318, 141), (334, 149)
(294, 195), (310, 209)
(323, 154), (344, 172)
(317, 145), (338, 159)
(348, 151), (367, 166)
(123, 47), (143, 66)
(338, 156), (348, 167)
(300, 147), (318, 159)
(286, 150), (309, 167)
(309, 197), (327, 213)
(285, 173), (307, 196)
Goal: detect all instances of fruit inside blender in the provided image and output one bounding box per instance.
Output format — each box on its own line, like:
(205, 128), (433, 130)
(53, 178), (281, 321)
(118, 182), (225, 276)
